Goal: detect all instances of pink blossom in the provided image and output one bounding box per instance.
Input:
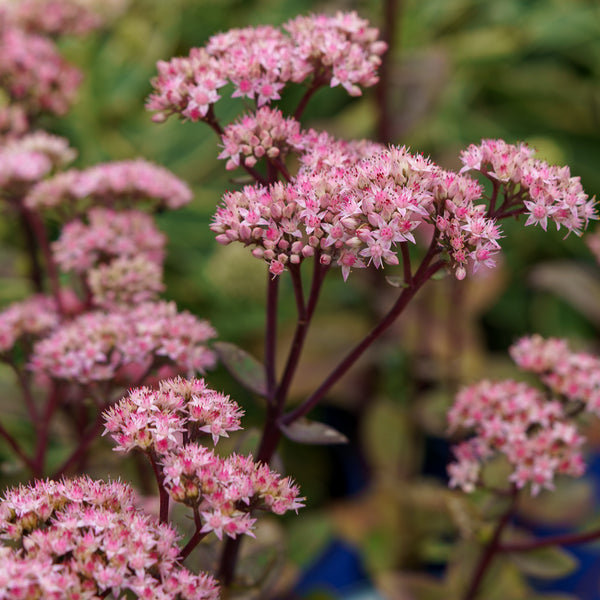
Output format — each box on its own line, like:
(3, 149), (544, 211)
(218, 106), (307, 171)
(104, 378), (304, 541)
(0, 21), (82, 116)
(25, 159), (193, 212)
(460, 139), (597, 237)
(29, 302), (216, 384)
(447, 379), (586, 495)
(88, 256), (165, 309)
(212, 138), (500, 280)
(510, 334), (600, 416)
(146, 12), (386, 123)
(0, 476), (220, 600)
(0, 295), (59, 353)
(0, 0), (126, 36)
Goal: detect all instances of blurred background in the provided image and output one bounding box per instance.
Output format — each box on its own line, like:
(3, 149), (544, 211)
(3, 0), (600, 598)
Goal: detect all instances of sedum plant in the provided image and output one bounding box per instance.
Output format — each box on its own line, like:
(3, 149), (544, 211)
(0, 2), (598, 599)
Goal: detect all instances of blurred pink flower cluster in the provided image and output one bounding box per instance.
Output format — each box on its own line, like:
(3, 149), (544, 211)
(447, 335), (600, 495)
(26, 159), (193, 213)
(0, 476), (219, 600)
(104, 378), (304, 540)
(510, 334), (600, 415)
(0, 0), (125, 119)
(29, 302), (216, 384)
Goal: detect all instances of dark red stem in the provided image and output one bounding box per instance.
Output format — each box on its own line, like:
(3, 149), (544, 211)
(150, 452), (170, 524)
(265, 274), (279, 405)
(500, 527), (600, 552)
(463, 487), (519, 600)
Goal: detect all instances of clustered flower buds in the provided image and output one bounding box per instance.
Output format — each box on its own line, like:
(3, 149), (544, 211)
(52, 207), (167, 307)
(25, 159), (193, 213)
(0, 131), (75, 192)
(460, 139), (596, 236)
(0, 295), (58, 354)
(510, 334), (600, 415)
(28, 302), (216, 383)
(0, 0), (127, 36)
(212, 139), (502, 279)
(104, 377), (304, 540)
(146, 11), (386, 123)
(446, 335), (600, 495)
(0, 476), (220, 599)
(218, 106), (307, 171)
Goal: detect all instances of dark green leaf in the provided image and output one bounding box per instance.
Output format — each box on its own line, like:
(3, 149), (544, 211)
(385, 275), (409, 288)
(213, 341), (267, 397)
(280, 419), (349, 445)
(508, 546), (578, 579)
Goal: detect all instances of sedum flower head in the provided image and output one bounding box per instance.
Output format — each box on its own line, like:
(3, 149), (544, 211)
(87, 255), (165, 309)
(460, 138), (596, 236)
(52, 208), (166, 273)
(29, 302), (216, 384)
(146, 11), (386, 122)
(25, 159), (193, 213)
(0, 18), (82, 116)
(447, 379), (585, 496)
(447, 335), (600, 496)
(0, 131), (76, 194)
(211, 139), (500, 280)
(0, 294), (59, 354)
(104, 378), (304, 540)
(0, 0), (128, 36)
(218, 106), (307, 171)
(103, 377), (244, 454)
(510, 334), (600, 416)
(0, 476), (220, 599)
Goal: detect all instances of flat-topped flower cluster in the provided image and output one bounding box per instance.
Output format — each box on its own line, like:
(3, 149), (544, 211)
(447, 335), (600, 496)
(104, 377), (304, 540)
(461, 139), (595, 235)
(0, 0), (125, 120)
(212, 133), (595, 280)
(146, 11), (386, 123)
(0, 476), (220, 600)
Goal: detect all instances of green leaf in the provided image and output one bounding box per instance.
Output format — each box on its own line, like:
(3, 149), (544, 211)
(213, 341), (267, 397)
(508, 546), (579, 579)
(385, 275), (409, 288)
(280, 419), (349, 445)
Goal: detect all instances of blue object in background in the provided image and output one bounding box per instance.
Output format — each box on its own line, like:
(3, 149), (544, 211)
(294, 538), (382, 599)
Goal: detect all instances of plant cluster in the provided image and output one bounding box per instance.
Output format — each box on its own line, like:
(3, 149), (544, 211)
(0, 2), (598, 599)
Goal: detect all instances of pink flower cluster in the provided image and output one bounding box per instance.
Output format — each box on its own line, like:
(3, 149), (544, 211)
(52, 208), (166, 273)
(25, 159), (193, 213)
(88, 255), (165, 308)
(0, 0), (127, 36)
(0, 476), (219, 600)
(146, 11), (386, 122)
(510, 334), (600, 415)
(461, 139), (596, 236)
(0, 19), (82, 116)
(29, 301), (216, 383)
(218, 106), (307, 171)
(447, 380), (585, 495)
(0, 294), (58, 354)
(0, 131), (75, 192)
(104, 378), (304, 540)
(0, 105), (28, 139)
(212, 141), (501, 279)
(104, 377), (244, 452)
